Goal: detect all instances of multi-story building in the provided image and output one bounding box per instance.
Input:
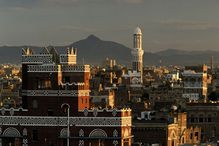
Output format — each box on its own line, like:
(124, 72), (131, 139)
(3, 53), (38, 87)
(187, 103), (219, 142)
(0, 47), (132, 146)
(133, 112), (201, 146)
(181, 65), (207, 102)
(0, 77), (22, 108)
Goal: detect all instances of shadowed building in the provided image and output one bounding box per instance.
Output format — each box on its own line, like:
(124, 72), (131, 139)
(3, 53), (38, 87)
(0, 47), (132, 146)
(187, 103), (219, 142)
(133, 112), (201, 146)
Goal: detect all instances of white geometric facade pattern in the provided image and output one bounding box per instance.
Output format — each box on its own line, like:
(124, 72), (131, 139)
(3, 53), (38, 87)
(112, 109), (117, 117)
(93, 108), (98, 117)
(113, 140), (118, 146)
(22, 55), (53, 64)
(79, 129), (84, 137)
(22, 90), (90, 97)
(22, 138), (28, 146)
(89, 129), (107, 138)
(26, 64), (90, 73)
(83, 109), (88, 117)
(23, 128), (27, 136)
(2, 127), (21, 137)
(0, 116), (131, 127)
(1, 108), (5, 115)
(60, 128), (68, 138)
(78, 140), (84, 146)
(113, 129), (118, 137)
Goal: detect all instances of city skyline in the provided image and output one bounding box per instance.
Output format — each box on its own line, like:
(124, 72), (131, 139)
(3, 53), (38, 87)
(1, 0), (219, 52)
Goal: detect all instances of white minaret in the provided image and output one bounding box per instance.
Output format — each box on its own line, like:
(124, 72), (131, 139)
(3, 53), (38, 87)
(131, 27), (144, 83)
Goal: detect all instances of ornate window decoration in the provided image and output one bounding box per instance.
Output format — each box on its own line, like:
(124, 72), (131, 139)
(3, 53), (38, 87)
(113, 129), (118, 137)
(79, 140), (84, 146)
(83, 108), (88, 117)
(3, 127), (21, 137)
(89, 129), (107, 138)
(23, 128), (27, 136)
(113, 140), (118, 146)
(10, 108), (14, 116)
(93, 108), (98, 117)
(79, 129), (84, 137)
(60, 128), (67, 138)
(22, 138), (28, 146)
(1, 108), (5, 115)
(112, 108), (117, 117)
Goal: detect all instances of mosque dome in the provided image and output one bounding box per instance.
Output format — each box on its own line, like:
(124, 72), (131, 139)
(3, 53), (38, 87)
(134, 27), (142, 34)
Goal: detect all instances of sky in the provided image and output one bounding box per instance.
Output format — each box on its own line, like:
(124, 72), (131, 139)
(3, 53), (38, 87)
(1, 0), (219, 52)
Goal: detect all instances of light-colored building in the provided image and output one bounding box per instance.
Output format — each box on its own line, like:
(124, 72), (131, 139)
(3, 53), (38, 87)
(182, 65), (207, 102)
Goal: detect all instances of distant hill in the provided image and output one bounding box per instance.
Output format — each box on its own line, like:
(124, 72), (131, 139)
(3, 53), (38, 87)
(0, 46), (40, 64)
(69, 35), (131, 65)
(155, 49), (218, 66)
(0, 35), (218, 66)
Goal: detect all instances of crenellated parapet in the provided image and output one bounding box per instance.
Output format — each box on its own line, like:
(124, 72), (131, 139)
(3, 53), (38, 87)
(60, 47), (77, 64)
(22, 47), (78, 65)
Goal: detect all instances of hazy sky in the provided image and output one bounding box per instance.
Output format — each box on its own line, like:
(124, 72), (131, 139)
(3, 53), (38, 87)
(1, 0), (219, 52)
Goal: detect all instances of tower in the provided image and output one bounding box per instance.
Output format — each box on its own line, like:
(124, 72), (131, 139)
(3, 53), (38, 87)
(131, 27), (144, 83)
(21, 47), (90, 113)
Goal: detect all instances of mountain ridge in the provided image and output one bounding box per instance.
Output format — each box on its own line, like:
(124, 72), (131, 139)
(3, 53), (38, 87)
(0, 35), (218, 65)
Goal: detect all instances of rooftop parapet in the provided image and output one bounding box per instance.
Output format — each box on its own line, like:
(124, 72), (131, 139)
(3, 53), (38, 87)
(22, 47), (78, 65)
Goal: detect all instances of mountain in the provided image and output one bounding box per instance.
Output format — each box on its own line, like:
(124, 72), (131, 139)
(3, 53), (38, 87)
(155, 49), (218, 66)
(156, 48), (191, 56)
(0, 35), (218, 66)
(0, 46), (41, 64)
(69, 35), (131, 65)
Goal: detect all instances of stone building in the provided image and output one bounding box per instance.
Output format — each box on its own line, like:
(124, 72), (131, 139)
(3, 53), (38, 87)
(133, 112), (201, 146)
(187, 103), (219, 142)
(0, 47), (132, 146)
(182, 65), (208, 102)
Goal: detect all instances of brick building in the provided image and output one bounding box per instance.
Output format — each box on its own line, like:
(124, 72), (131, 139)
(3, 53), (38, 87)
(0, 47), (132, 146)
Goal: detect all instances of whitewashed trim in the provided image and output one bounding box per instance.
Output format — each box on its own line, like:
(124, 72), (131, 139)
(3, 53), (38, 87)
(89, 129), (107, 138)
(2, 127), (21, 137)
(28, 65), (60, 72)
(22, 55), (53, 64)
(22, 90), (90, 97)
(26, 65), (90, 73)
(0, 116), (132, 127)
(62, 65), (90, 72)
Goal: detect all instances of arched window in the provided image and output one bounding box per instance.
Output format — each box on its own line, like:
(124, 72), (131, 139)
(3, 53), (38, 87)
(181, 137), (185, 144)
